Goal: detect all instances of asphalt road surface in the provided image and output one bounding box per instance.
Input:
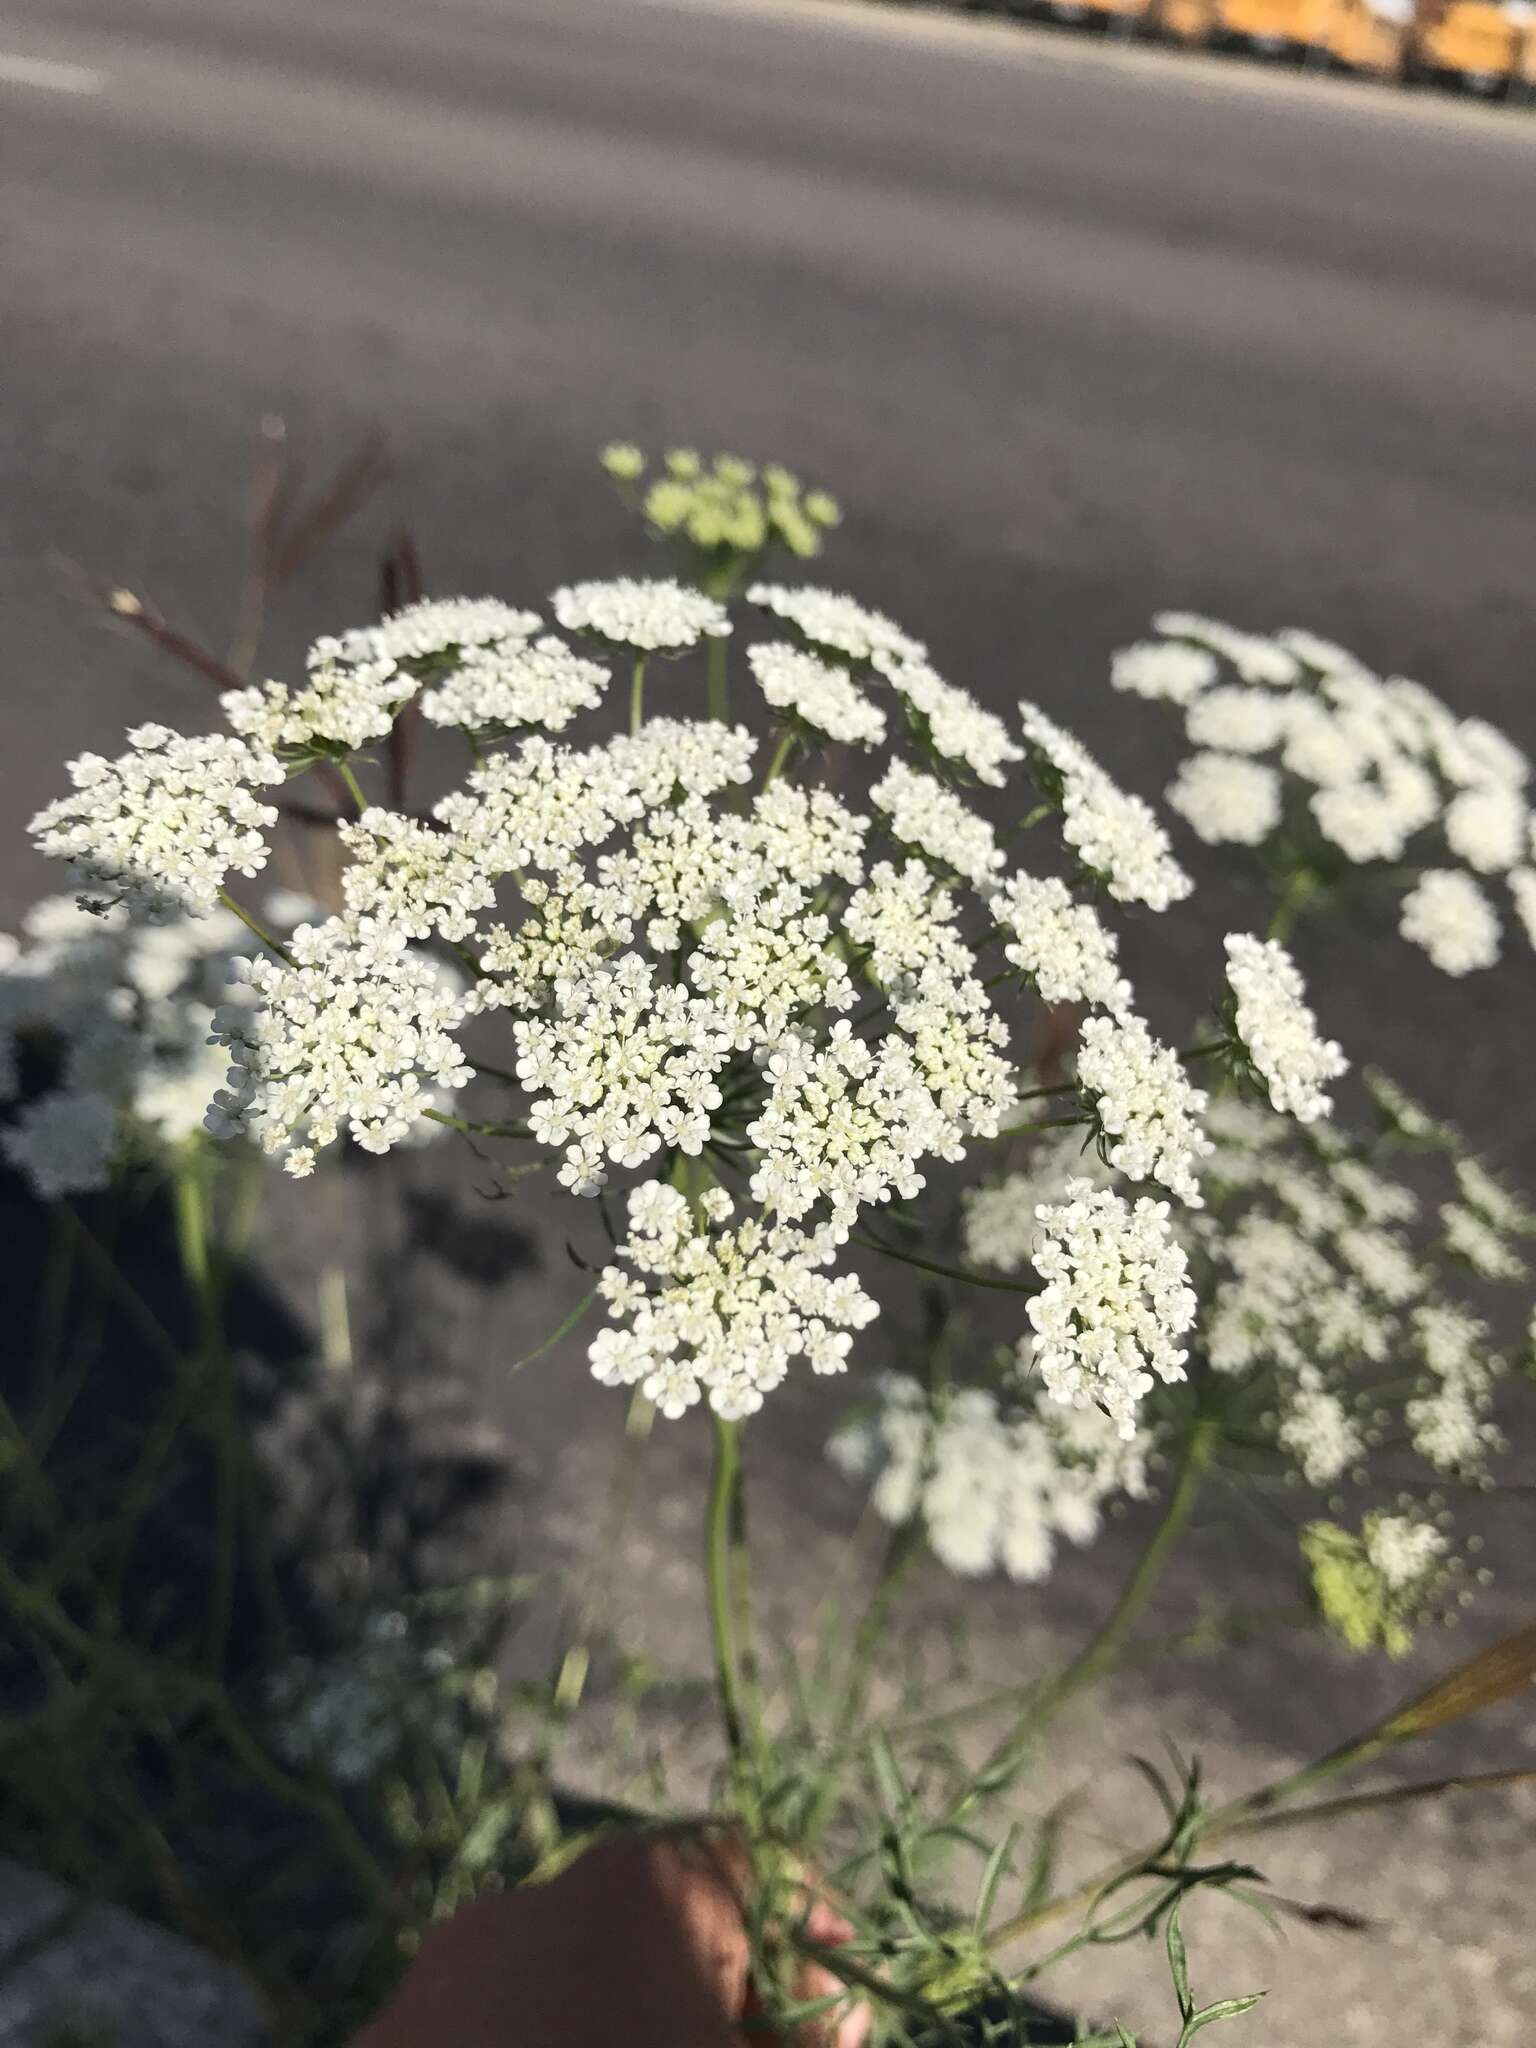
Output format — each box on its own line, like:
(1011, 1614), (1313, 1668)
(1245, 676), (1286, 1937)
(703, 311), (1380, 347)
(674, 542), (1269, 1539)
(4, 4), (1535, 2041)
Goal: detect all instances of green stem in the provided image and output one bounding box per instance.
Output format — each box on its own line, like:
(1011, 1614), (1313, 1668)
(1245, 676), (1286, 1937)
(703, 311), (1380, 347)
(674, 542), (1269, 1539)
(707, 634), (730, 724)
(762, 728), (798, 789)
(630, 656), (648, 735)
(1047, 1416), (1220, 1707)
(706, 1413), (750, 1771)
(422, 1107), (532, 1140)
(218, 891), (293, 966)
(850, 1231), (1041, 1296)
(335, 759), (368, 815)
(984, 1111), (1093, 1142)
(173, 1154), (238, 1670)
(1179, 1038), (1230, 1064)
(1266, 869), (1317, 943)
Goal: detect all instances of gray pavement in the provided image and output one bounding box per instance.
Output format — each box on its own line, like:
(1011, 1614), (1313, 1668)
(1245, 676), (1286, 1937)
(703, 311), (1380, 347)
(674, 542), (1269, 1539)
(4, 4), (1536, 2040)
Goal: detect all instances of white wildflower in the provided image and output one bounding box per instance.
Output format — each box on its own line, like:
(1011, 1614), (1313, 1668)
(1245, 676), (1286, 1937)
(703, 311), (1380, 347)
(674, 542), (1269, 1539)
(829, 1377), (1148, 1582)
(1185, 686), (1290, 756)
(420, 637), (609, 734)
(1076, 1013), (1212, 1206)
(1399, 870), (1500, 976)
(1443, 784), (1527, 875)
(207, 919), (472, 1172)
(1167, 753), (1282, 848)
(870, 761), (1003, 886)
(2, 1090), (119, 1199)
(1278, 1371), (1362, 1486)
(1110, 640), (1217, 705)
(962, 1132), (1113, 1273)
(746, 642), (886, 747)
(1363, 1514), (1446, 1593)
(1337, 1225), (1424, 1305)
(884, 659), (1021, 786)
(746, 583), (925, 670)
(1454, 1159), (1534, 1236)
(339, 596), (542, 667)
(552, 577), (731, 651)
(1223, 933), (1346, 1124)
(593, 1182), (876, 1418)
(1332, 1158), (1419, 1226)
(1152, 613), (1300, 687)
(1440, 1202), (1527, 1282)
(1020, 704), (1192, 908)
(31, 727), (282, 920)
(1026, 1180), (1196, 1438)
(991, 873), (1132, 1015)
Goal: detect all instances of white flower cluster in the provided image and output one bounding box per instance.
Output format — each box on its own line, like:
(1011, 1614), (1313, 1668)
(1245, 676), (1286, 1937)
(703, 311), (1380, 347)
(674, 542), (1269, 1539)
(1076, 1014), (1212, 1205)
(29, 726), (282, 920)
(828, 1375), (1149, 1581)
(990, 873), (1133, 1016)
(553, 577), (731, 652)
(746, 582), (925, 671)
(1026, 1180), (1197, 1438)
(0, 893), (318, 1197)
(594, 1181), (877, 1418)
(746, 642), (886, 747)
(207, 918), (473, 1175)
(1133, 614), (1534, 975)
(1195, 1094), (1519, 1503)
(884, 659), (1022, 787)
(1019, 702), (1192, 910)
(961, 1130), (1114, 1275)
(870, 761), (1003, 886)
(1223, 934), (1347, 1123)
(419, 636), (610, 735)
(227, 597), (548, 754)
(29, 566), (1397, 1440)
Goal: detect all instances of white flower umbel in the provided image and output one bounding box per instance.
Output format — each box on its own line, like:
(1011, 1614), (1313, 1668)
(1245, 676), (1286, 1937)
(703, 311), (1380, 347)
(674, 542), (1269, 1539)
(1166, 753), (1282, 849)
(593, 1181), (877, 1418)
(1223, 933), (1346, 1124)
(962, 1131), (1113, 1274)
(884, 659), (1022, 787)
(1, 1089), (119, 1199)
(870, 761), (1004, 887)
(1442, 784), (1527, 875)
(990, 873), (1133, 1015)
(1440, 1202), (1527, 1283)
(339, 596), (542, 667)
(1020, 701), (1192, 909)
(1076, 1013), (1212, 1205)
(1026, 1180), (1196, 1438)
(1184, 686), (1290, 756)
(1399, 870), (1501, 976)
(514, 956), (732, 1192)
(30, 727), (283, 921)
(1277, 1369), (1362, 1487)
(552, 578), (731, 652)
(1110, 640), (1217, 706)
(1151, 613), (1301, 687)
(746, 583), (925, 671)
(746, 642), (886, 747)
(207, 918), (473, 1174)
(827, 1377), (1149, 1581)
(420, 637), (610, 735)
(1363, 1513), (1447, 1593)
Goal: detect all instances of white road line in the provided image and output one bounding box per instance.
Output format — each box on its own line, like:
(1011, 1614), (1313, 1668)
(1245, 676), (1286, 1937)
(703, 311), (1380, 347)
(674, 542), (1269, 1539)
(0, 49), (104, 95)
